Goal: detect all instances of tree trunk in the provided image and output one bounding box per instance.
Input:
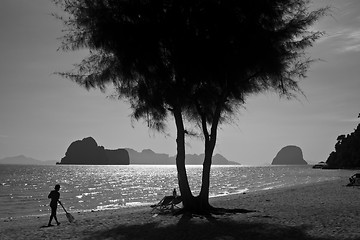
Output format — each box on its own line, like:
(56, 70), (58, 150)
(173, 107), (194, 209)
(198, 138), (216, 210)
(197, 100), (222, 213)
(173, 101), (221, 214)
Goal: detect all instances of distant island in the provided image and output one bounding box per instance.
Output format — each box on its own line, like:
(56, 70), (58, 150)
(271, 145), (307, 165)
(126, 148), (239, 165)
(326, 122), (360, 169)
(58, 137), (130, 165)
(59, 136), (239, 165)
(0, 137), (239, 166)
(0, 155), (57, 165)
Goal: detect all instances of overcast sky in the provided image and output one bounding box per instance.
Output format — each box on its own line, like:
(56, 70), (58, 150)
(0, 0), (359, 165)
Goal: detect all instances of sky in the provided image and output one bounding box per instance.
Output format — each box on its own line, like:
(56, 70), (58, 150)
(0, 0), (359, 165)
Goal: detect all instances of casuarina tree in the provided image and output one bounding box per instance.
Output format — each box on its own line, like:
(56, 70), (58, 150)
(53, 0), (327, 214)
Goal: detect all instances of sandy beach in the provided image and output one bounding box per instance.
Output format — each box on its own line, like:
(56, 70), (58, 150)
(1, 176), (359, 240)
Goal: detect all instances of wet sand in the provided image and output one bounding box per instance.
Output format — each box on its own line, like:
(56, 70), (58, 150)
(1, 176), (359, 240)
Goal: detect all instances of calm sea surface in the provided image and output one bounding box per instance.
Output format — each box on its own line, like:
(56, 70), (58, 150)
(0, 164), (351, 219)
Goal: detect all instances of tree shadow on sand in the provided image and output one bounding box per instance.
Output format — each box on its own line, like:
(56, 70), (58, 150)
(85, 211), (335, 240)
(170, 206), (256, 217)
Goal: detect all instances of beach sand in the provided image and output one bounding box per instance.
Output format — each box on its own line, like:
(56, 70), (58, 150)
(1, 176), (359, 240)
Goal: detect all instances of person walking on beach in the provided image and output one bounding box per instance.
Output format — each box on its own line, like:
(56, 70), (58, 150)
(48, 184), (61, 226)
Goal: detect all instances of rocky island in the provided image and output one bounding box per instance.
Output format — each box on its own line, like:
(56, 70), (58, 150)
(58, 137), (238, 165)
(58, 137), (130, 165)
(272, 145), (307, 165)
(127, 148), (239, 165)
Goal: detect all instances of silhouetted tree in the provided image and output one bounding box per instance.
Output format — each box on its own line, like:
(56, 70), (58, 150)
(53, 0), (326, 214)
(327, 114), (360, 169)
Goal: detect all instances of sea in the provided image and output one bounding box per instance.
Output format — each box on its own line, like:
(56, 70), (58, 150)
(0, 164), (352, 220)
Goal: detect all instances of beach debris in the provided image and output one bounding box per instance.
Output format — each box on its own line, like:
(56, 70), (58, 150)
(3, 217), (13, 222)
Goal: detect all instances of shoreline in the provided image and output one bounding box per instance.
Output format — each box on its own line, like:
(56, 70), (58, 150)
(1, 176), (360, 239)
(1, 175), (342, 221)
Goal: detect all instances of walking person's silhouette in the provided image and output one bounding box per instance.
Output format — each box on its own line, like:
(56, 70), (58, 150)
(47, 184), (61, 226)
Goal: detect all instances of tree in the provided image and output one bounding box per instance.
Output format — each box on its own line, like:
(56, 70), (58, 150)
(327, 113), (360, 169)
(53, 0), (327, 214)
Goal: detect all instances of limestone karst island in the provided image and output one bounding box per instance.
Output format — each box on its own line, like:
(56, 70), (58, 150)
(271, 145), (308, 165)
(57, 137), (238, 165)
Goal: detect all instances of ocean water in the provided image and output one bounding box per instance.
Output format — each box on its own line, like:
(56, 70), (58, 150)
(0, 164), (351, 219)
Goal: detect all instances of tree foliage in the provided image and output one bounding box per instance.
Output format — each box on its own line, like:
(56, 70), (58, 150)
(327, 119), (360, 169)
(54, 0), (326, 128)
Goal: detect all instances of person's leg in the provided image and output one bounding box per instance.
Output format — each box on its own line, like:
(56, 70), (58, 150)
(53, 206), (60, 225)
(48, 216), (53, 226)
(48, 207), (55, 226)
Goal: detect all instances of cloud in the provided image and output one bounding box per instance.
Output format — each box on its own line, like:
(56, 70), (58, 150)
(341, 44), (360, 53)
(338, 29), (360, 52)
(316, 29), (347, 43)
(314, 0), (360, 52)
(319, 28), (360, 53)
